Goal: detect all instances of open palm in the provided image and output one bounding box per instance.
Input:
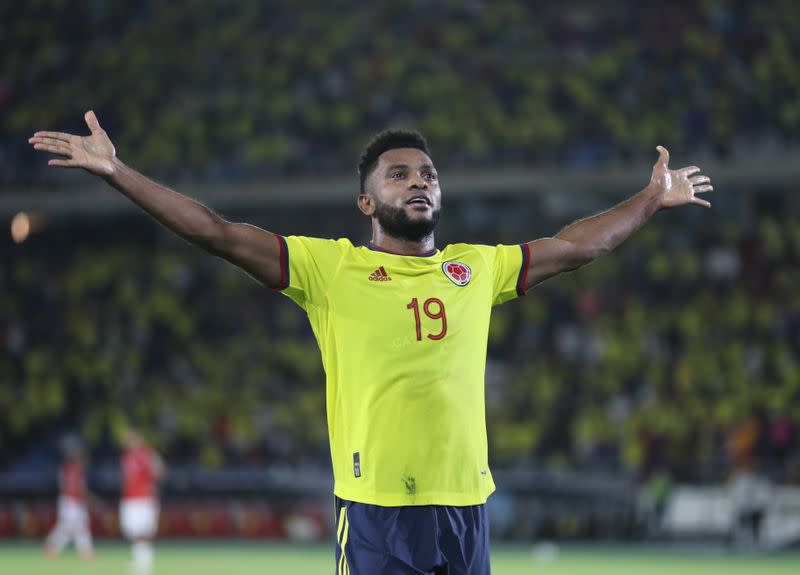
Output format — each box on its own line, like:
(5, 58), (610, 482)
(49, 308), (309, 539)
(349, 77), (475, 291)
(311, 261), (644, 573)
(28, 111), (116, 176)
(650, 145), (713, 209)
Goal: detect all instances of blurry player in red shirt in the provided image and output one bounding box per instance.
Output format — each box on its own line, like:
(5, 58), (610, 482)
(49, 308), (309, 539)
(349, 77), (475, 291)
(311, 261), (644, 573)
(44, 441), (94, 561)
(120, 427), (165, 575)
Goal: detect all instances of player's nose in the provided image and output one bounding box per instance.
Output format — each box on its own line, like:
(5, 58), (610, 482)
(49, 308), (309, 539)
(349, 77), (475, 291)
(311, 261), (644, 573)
(409, 173), (427, 189)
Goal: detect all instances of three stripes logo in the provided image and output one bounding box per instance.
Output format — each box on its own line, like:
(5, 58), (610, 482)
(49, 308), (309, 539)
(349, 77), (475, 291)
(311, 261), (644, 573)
(368, 266), (392, 281)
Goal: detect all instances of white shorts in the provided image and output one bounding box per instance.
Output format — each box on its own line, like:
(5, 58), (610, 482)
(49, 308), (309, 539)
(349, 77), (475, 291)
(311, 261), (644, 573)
(120, 498), (159, 540)
(46, 497), (92, 554)
(57, 496), (89, 526)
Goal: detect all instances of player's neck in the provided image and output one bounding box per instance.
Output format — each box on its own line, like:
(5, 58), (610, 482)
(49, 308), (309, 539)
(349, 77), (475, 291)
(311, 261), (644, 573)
(369, 231), (435, 256)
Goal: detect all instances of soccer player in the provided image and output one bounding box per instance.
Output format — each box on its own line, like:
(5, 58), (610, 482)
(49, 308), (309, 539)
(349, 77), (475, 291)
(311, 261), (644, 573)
(120, 426), (165, 575)
(30, 112), (713, 574)
(44, 440), (95, 561)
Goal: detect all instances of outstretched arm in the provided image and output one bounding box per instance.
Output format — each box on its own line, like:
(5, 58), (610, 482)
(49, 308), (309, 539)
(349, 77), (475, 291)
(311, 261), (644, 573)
(29, 111), (283, 288)
(522, 146), (713, 289)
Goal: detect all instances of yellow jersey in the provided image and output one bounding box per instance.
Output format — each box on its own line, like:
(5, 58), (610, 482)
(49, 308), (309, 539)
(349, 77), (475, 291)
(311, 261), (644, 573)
(277, 235), (529, 506)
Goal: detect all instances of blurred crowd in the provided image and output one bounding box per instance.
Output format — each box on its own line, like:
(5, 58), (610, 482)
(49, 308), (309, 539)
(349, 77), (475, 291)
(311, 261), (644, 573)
(3, 0), (800, 185)
(2, 0), (799, 492)
(486, 214), (800, 485)
(1, 202), (798, 486)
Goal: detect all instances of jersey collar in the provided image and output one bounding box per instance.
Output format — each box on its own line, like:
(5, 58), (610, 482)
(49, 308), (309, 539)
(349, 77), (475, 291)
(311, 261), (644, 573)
(367, 242), (438, 257)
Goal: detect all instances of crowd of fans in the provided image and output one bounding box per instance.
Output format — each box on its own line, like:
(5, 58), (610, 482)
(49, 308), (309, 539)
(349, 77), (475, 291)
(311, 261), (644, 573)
(486, 213), (800, 485)
(2, 0), (799, 492)
(0, 198), (797, 486)
(3, 0), (800, 185)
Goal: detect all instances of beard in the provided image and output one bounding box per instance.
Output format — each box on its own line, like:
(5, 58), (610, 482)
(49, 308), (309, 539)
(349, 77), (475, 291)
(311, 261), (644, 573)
(373, 200), (441, 243)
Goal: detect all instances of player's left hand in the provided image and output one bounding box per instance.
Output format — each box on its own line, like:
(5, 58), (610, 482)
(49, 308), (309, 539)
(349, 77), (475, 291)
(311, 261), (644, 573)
(650, 146), (713, 209)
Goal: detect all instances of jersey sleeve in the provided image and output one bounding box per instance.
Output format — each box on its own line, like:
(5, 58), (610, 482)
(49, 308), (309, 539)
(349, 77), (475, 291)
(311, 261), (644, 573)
(276, 235), (348, 310)
(489, 243), (530, 305)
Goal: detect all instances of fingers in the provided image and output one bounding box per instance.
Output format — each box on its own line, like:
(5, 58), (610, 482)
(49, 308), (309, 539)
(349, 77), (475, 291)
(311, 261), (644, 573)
(48, 159), (79, 168)
(29, 135), (65, 146)
(689, 172), (713, 194)
(692, 197), (712, 208)
(29, 131), (74, 143)
(29, 135), (73, 157)
(680, 166), (701, 177)
(656, 145), (669, 166)
(33, 142), (72, 156)
(29, 134), (75, 167)
(84, 110), (102, 133)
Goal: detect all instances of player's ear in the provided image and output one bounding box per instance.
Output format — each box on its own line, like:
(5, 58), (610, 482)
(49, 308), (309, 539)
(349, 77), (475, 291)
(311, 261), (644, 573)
(358, 193), (375, 216)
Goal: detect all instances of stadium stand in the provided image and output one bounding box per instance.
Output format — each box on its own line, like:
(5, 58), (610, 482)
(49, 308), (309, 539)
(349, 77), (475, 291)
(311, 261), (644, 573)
(3, 0), (800, 186)
(2, 0), (799, 545)
(1, 205), (797, 486)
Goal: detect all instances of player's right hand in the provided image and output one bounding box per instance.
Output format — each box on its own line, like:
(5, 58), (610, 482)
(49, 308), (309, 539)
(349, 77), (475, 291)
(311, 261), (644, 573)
(28, 111), (116, 177)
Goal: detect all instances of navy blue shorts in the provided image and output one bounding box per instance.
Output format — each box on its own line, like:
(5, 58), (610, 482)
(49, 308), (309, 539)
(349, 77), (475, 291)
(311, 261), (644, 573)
(333, 497), (490, 575)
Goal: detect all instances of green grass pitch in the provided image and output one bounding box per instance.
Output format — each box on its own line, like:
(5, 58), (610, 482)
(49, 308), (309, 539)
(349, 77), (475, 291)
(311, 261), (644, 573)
(1, 541), (798, 574)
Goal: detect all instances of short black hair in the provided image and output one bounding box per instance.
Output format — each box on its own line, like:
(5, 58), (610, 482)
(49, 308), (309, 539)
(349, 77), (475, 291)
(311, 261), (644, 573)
(358, 129), (431, 194)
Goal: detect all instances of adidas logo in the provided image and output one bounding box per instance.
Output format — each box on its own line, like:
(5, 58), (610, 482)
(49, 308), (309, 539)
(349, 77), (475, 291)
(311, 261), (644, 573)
(368, 266), (392, 281)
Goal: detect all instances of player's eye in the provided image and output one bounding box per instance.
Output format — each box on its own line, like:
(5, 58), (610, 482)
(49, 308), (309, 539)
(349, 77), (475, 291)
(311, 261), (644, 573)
(390, 171), (405, 180)
(423, 172), (437, 181)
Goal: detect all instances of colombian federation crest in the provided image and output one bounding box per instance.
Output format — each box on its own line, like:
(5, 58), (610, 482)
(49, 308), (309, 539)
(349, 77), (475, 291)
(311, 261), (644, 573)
(442, 261), (472, 286)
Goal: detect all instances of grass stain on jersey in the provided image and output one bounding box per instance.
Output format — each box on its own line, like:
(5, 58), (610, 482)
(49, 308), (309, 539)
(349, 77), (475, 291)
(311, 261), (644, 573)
(402, 475), (416, 497)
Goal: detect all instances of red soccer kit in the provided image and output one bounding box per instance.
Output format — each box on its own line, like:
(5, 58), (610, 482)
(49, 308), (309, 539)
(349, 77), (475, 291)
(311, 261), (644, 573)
(121, 446), (158, 500)
(61, 460), (86, 503)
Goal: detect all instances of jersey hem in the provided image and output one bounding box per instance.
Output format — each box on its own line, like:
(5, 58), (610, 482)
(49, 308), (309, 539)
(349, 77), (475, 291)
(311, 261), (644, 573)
(333, 486), (495, 507)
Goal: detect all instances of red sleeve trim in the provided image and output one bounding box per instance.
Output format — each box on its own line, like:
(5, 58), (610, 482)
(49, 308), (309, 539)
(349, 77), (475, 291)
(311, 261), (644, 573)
(271, 235), (290, 291)
(516, 243), (531, 297)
